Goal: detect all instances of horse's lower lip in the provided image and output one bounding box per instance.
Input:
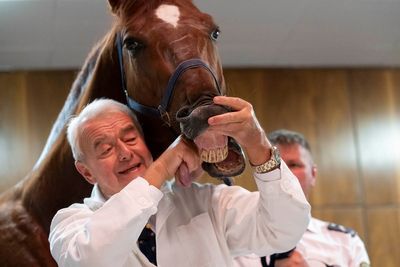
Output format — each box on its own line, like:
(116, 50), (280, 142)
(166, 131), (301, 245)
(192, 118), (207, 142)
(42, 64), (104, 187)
(214, 150), (242, 173)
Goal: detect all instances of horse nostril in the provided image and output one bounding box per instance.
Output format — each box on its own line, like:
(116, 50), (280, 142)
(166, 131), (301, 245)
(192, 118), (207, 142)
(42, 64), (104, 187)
(176, 104), (232, 141)
(176, 106), (191, 122)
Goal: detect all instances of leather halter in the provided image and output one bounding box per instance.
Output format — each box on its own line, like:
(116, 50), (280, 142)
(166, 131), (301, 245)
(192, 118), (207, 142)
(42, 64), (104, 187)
(115, 32), (222, 126)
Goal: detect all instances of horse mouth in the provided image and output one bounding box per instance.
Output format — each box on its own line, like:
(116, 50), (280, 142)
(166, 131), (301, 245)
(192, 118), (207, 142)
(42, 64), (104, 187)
(201, 137), (245, 178)
(194, 129), (228, 163)
(176, 103), (246, 178)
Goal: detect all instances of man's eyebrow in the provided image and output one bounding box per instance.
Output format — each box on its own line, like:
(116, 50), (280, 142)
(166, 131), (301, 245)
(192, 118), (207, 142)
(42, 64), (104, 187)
(121, 124), (137, 135)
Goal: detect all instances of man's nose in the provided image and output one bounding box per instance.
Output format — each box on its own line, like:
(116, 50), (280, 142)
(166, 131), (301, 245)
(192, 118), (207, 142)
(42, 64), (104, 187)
(117, 141), (132, 161)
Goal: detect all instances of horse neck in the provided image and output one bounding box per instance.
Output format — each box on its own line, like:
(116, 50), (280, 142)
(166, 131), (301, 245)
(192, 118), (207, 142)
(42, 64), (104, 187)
(18, 32), (125, 233)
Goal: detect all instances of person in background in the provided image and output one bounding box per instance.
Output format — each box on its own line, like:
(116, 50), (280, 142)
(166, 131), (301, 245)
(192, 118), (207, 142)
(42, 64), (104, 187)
(234, 129), (370, 267)
(48, 98), (310, 267)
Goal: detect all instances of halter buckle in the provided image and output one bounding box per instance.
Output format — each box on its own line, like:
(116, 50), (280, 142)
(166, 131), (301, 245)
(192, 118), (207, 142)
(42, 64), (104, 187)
(158, 105), (171, 127)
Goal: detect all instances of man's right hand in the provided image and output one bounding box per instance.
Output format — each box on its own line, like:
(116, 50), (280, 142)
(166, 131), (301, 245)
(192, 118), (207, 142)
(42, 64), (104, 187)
(143, 135), (202, 188)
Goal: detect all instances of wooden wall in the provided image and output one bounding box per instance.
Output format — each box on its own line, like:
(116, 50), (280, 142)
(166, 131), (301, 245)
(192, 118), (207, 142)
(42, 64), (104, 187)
(1, 68), (399, 266)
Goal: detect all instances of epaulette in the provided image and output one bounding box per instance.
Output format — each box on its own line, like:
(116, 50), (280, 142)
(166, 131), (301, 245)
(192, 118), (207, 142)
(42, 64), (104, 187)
(327, 223), (356, 237)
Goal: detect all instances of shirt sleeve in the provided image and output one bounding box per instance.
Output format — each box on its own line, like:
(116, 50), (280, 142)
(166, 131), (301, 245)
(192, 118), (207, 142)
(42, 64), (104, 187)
(48, 177), (163, 267)
(350, 234), (370, 266)
(212, 161), (311, 257)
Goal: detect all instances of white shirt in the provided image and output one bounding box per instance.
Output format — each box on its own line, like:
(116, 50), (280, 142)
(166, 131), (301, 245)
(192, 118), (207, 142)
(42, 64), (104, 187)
(49, 162), (310, 267)
(233, 217), (370, 267)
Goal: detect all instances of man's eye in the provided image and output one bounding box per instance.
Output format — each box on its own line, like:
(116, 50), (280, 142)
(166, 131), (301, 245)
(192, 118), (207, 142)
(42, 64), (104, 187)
(289, 163), (302, 168)
(101, 146), (112, 155)
(125, 137), (136, 144)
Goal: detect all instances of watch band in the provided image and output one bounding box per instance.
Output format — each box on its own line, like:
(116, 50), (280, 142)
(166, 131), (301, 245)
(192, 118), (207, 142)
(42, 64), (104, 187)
(252, 146), (281, 174)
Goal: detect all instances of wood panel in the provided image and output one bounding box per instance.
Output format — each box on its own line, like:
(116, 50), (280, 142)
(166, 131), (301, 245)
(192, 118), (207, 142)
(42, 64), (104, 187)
(0, 71), (75, 192)
(367, 207), (400, 267)
(1, 68), (400, 266)
(0, 72), (29, 191)
(309, 70), (361, 207)
(349, 70), (400, 205)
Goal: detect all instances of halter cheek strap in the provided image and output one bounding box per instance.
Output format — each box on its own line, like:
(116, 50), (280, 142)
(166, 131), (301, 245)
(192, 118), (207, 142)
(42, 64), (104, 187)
(115, 32), (222, 126)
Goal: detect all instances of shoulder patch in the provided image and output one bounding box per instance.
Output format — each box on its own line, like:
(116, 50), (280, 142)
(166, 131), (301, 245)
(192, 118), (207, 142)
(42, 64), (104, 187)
(327, 223), (356, 237)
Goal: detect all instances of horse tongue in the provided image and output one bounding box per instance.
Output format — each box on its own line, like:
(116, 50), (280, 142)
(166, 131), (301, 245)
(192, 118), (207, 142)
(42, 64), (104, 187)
(194, 130), (228, 163)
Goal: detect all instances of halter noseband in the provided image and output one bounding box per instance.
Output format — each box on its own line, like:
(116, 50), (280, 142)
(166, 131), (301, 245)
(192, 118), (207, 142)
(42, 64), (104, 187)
(116, 32), (222, 126)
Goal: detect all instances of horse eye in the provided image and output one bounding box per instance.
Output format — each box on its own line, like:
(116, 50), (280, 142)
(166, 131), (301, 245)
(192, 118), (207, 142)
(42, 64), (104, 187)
(210, 28), (220, 41)
(124, 39), (143, 56)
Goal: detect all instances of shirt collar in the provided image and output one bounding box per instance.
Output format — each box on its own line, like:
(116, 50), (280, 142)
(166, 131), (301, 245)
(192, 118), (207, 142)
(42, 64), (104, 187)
(82, 178), (173, 211)
(83, 183), (107, 211)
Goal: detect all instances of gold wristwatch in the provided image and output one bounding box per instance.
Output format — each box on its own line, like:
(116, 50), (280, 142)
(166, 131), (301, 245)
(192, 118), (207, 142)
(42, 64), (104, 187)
(252, 146), (281, 173)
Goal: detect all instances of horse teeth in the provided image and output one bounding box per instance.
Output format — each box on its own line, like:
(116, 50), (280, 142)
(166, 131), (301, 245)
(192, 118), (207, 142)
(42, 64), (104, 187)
(219, 146), (228, 161)
(210, 150), (216, 162)
(201, 146), (228, 163)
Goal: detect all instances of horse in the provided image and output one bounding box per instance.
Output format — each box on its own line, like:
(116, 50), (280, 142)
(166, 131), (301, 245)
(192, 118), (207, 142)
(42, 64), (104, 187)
(0, 0), (246, 266)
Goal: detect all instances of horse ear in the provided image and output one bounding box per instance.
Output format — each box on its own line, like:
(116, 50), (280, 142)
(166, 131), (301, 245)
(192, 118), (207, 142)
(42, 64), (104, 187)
(108, 0), (122, 14)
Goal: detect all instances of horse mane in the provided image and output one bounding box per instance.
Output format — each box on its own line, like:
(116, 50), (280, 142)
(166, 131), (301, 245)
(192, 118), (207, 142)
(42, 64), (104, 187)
(35, 36), (105, 167)
(0, 30), (120, 265)
(0, 23), (126, 232)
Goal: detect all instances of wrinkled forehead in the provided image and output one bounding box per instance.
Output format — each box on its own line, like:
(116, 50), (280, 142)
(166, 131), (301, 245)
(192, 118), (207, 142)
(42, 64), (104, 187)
(120, 1), (215, 34)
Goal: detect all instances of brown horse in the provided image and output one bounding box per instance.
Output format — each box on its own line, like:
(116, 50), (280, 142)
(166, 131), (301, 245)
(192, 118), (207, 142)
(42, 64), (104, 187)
(0, 0), (245, 266)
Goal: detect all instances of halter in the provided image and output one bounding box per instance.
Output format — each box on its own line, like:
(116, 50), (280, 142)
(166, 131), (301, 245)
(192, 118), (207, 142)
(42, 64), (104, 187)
(116, 32), (222, 126)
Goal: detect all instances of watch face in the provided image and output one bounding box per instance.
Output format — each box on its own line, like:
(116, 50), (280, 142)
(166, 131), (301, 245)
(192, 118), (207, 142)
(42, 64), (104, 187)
(272, 146), (281, 163)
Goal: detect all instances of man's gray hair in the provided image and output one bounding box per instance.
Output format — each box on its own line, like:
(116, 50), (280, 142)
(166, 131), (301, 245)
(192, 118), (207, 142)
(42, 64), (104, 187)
(267, 129), (311, 152)
(67, 98), (142, 161)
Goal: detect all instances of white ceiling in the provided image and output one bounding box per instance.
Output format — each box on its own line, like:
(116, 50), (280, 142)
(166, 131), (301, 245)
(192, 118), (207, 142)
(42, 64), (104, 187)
(1, 0), (400, 70)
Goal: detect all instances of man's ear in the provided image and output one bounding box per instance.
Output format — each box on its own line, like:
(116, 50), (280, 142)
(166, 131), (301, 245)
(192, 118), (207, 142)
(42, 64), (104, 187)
(311, 164), (317, 186)
(75, 161), (96, 185)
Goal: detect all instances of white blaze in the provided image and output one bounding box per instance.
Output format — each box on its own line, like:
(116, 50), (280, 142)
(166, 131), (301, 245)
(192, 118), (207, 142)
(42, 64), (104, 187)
(155, 4), (180, 27)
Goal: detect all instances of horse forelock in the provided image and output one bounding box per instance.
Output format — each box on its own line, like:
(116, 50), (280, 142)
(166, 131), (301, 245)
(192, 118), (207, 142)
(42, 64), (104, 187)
(116, 0), (201, 27)
(118, 0), (165, 19)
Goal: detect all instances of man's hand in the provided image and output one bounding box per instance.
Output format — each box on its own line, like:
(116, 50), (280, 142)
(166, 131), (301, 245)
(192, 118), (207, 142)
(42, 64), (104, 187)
(207, 96), (271, 166)
(274, 250), (309, 267)
(143, 135), (202, 188)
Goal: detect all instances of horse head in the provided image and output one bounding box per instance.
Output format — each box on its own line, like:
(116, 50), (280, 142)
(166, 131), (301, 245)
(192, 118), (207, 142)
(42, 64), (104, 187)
(109, 0), (246, 178)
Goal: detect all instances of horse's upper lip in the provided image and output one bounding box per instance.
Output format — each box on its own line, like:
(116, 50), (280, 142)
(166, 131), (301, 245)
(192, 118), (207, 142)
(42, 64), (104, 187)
(176, 103), (230, 140)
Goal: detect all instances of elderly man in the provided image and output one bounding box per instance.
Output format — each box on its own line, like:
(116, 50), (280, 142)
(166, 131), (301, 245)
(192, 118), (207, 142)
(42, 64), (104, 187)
(49, 97), (310, 267)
